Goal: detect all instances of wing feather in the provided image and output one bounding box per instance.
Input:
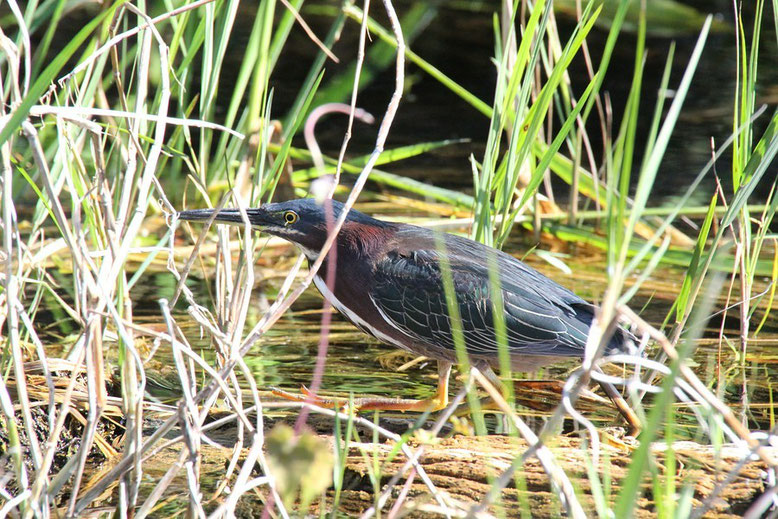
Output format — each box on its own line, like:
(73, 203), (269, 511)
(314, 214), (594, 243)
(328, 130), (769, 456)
(369, 239), (600, 359)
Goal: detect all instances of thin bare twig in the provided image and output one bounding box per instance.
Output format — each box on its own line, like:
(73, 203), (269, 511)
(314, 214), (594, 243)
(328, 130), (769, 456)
(304, 103), (374, 171)
(330, 0), (373, 194)
(279, 0), (339, 63)
(29, 106), (243, 139)
(57, 0), (217, 85)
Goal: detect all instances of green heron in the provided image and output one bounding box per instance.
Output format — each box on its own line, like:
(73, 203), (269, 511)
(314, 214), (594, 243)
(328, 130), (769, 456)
(179, 198), (640, 430)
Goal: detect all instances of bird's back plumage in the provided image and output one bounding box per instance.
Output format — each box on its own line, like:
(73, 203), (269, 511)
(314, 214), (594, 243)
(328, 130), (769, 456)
(363, 226), (628, 369)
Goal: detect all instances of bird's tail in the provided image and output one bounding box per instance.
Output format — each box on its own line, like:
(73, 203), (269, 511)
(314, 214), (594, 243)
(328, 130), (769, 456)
(606, 326), (639, 356)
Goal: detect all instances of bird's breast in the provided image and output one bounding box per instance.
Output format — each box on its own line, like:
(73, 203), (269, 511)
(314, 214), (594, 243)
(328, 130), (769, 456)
(311, 273), (412, 352)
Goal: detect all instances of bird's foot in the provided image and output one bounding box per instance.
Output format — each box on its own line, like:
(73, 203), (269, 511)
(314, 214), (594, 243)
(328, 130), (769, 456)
(271, 385), (346, 409)
(352, 395), (447, 412)
(597, 380), (642, 437)
(271, 385), (447, 413)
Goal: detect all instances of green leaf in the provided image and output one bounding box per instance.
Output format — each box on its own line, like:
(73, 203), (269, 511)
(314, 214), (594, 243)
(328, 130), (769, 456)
(554, 0), (729, 37)
(676, 193), (718, 321)
(266, 424), (334, 513)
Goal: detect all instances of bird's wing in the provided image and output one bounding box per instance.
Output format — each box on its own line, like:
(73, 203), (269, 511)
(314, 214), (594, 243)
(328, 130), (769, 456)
(370, 245), (594, 358)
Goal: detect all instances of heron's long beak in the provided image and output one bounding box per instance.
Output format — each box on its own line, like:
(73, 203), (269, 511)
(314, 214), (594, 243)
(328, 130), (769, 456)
(177, 208), (268, 227)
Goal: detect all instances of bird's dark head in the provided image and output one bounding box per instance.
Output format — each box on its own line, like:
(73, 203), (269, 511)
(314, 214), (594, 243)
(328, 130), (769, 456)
(178, 198), (388, 259)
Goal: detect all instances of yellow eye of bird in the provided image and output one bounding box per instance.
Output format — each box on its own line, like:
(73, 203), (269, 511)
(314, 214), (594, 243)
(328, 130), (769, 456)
(283, 211), (298, 225)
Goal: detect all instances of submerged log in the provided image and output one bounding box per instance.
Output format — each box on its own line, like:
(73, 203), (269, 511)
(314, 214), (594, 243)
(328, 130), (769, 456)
(76, 423), (771, 517)
(325, 434), (770, 518)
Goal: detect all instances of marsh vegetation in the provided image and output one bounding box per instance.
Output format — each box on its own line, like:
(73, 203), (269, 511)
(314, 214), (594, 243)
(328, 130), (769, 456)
(1, 0), (777, 517)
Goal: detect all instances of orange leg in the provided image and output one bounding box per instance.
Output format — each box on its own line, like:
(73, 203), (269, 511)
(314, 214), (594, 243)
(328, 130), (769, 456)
(272, 361), (452, 413)
(457, 368), (642, 436)
(597, 379), (642, 437)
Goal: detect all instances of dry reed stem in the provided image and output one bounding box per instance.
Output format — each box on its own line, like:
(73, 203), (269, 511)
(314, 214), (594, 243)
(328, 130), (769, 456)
(0, 33), (44, 503)
(165, 301), (206, 517)
(1, 121), (33, 516)
(58, 100), (110, 510)
(617, 305), (778, 516)
(359, 380), (473, 519)
(193, 194), (288, 518)
(64, 319), (105, 517)
(222, 356), (270, 508)
(28, 106), (243, 139)
(278, 0), (339, 63)
(692, 423), (778, 518)
(172, 194), (231, 307)
(26, 341), (89, 517)
(330, 0), (372, 195)
(536, 313), (629, 455)
(468, 368), (586, 519)
(1, 40), (36, 516)
(17, 111), (108, 517)
(619, 305), (777, 468)
(5, 0), (30, 97)
(110, 6), (167, 513)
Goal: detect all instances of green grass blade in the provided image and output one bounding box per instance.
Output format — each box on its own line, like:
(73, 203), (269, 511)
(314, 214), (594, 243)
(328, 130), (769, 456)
(675, 193), (717, 321)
